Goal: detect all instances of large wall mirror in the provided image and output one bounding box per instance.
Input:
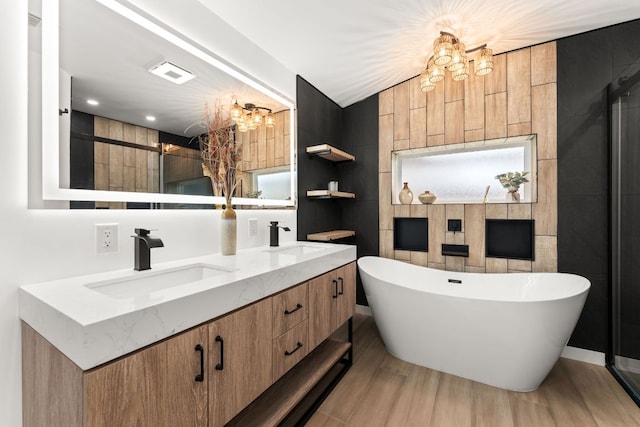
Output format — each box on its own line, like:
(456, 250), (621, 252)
(37, 0), (296, 209)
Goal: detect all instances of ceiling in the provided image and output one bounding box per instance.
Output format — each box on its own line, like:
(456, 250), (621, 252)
(198, 0), (640, 107)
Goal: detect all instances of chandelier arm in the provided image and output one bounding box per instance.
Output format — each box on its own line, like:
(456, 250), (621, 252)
(465, 43), (488, 54)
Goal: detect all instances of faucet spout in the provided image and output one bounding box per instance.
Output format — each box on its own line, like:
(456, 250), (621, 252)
(132, 228), (164, 271)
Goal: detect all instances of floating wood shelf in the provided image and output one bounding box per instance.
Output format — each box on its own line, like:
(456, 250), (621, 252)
(227, 339), (352, 426)
(306, 144), (355, 162)
(307, 230), (356, 241)
(306, 190), (356, 199)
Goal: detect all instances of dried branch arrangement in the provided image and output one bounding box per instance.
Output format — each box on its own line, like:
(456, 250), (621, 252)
(199, 102), (242, 206)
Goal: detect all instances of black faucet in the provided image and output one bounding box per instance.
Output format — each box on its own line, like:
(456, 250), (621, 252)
(132, 228), (164, 271)
(269, 221), (291, 247)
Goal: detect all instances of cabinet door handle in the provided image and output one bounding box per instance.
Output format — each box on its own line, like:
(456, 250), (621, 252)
(284, 303), (303, 315)
(338, 277), (344, 295)
(215, 336), (224, 371)
(284, 342), (303, 356)
(194, 344), (204, 382)
(332, 279), (338, 298)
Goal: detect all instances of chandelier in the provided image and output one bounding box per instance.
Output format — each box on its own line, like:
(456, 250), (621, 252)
(420, 31), (494, 92)
(229, 100), (276, 133)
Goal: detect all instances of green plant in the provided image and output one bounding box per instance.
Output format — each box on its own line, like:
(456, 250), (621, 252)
(246, 190), (262, 198)
(495, 171), (529, 189)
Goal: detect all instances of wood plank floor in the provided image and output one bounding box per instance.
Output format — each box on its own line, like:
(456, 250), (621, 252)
(307, 314), (640, 426)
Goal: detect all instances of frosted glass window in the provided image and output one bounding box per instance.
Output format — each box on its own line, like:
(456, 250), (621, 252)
(392, 135), (536, 204)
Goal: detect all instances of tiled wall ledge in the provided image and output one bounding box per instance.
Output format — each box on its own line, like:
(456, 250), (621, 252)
(378, 42), (557, 273)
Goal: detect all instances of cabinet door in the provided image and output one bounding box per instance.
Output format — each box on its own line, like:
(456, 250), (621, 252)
(308, 270), (338, 350)
(209, 298), (273, 427)
(336, 262), (356, 327)
(84, 325), (208, 427)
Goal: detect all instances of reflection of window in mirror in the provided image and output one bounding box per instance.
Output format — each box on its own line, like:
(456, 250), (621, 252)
(242, 167), (291, 201)
(392, 135), (537, 204)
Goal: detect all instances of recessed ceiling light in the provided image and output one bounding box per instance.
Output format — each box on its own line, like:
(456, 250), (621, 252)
(149, 61), (196, 85)
(146, 115), (156, 121)
(87, 99), (99, 106)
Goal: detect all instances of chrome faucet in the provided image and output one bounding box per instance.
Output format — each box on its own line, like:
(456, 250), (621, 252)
(132, 228), (164, 271)
(269, 221), (291, 247)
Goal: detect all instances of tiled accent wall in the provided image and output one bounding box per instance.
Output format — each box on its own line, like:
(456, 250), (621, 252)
(239, 110), (290, 172)
(94, 116), (160, 209)
(378, 42), (558, 273)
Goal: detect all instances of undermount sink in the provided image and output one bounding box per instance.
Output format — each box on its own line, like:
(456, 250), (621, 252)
(264, 245), (325, 256)
(86, 263), (234, 299)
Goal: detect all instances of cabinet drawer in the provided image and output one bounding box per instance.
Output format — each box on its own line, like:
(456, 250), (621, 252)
(272, 320), (308, 380)
(272, 282), (308, 338)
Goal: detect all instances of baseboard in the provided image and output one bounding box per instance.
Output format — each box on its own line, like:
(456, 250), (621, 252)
(355, 304), (372, 316)
(561, 345), (606, 366)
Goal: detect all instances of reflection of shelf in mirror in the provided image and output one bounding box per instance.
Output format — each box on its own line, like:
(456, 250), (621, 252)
(306, 144), (355, 162)
(306, 190), (355, 199)
(307, 230), (356, 241)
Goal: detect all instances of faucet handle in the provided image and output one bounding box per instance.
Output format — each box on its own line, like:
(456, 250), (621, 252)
(134, 228), (158, 236)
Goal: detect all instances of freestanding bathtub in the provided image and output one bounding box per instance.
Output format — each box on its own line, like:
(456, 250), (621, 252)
(358, 256), (590, 391)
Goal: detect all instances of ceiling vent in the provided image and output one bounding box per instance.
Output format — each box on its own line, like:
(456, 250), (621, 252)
(149, 62), (196, 85)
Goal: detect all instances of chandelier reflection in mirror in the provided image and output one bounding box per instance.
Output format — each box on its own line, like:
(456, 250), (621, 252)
(230, 100), (276, 132)
(420, 31), (494, 92)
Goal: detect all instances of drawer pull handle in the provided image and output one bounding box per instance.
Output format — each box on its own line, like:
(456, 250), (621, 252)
(284, 342), (303, 356)
(194, 344), (204, 382)
(215, 336), (224, 371)
(338, 277), (344, 295)
(284, 303), (303, 315)
(332, 279), (338, 299)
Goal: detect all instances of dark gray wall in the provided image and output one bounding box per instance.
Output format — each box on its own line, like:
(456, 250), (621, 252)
(296, 76), (379, 305)
(558, 19), (640, 352)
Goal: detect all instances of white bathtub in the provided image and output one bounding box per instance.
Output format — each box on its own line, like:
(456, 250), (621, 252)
(358, 256), (590, 391)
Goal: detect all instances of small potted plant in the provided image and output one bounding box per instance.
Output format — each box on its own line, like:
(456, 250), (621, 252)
(495, 171), (529, 202)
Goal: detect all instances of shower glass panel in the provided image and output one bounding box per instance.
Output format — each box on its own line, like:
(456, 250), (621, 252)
(611, 68), (640, 404)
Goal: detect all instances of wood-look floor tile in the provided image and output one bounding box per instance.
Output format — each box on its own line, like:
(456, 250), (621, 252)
(344, 366), (406, 426)
(472, 381), (515, 427)
(429, 373), (474, 426)
(385, 364), (440, 427)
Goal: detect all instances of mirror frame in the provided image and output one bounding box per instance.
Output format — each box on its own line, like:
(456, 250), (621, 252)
(41, 0), (296, 207)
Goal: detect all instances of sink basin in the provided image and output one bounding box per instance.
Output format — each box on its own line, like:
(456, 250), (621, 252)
(86, 263), (234, 299)
(264, 245), (325, 256)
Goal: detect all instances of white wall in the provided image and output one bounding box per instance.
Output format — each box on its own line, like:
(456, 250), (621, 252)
(1, 1), (296, 425)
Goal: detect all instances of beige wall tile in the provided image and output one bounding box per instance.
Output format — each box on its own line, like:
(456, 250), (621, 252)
(508, 122), (532, 137)
(508, 203), (532, 219)
(445, 75), (464, 102)
(395, 250), (411, 262)
(464, 70), (485, 130)
(465, 129), (485, 142)
(123, 147), (136, 168)
(507, 49), (532, 125)
(532, 83), (557, 160)
(379, 173), (393, 229)
(446, 256), (465, 272)
(410, 251), (429, 267)
(379, 114), (393, 173)
(379, 88), (394, 115)
(410, 204), (427, 218)
(486, 257), (508, 273)
(135, 126), (148, 146)
(410, 77), (427, 109)
(94, 117), (109, 138)
(427, 134), (445, 147)
(108, 120), (123, 141)
(508, 259), (532, 272)
(380, 230), (394, 258)
(445, 101), (464, 144)
(147, 130), (159, 148)
(485, 53), (507, 95)
(428, 204), (446, 264)
(410, 108), (427, 148)
(465, 265), (486, 273)
(532, 159), (557, 236)
(394, 204), (411, 218)
(531, 42), (557, 86)
(394, 138), (410, 151)
(123, 166), (136, 192)
(427, 82), (445, 135)
(109, 163), (123, 188)
(533, 235), (558, 272)
(94, 142), (109, 165)
(95, 163), (109, 191)
(394, 82), (410, 140)
(465, 204), (485, 267)
(485, 92), (507, 139)
(428, 262), (446, 271)
(123, 124), (136, 143)
(485, 203), (508, 219)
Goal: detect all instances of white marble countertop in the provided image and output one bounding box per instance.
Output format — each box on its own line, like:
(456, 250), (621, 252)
(19, 242), (356, 370)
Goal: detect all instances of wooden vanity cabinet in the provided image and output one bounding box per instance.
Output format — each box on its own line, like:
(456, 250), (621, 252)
(308, 262), (356, 350)
(84, 325), (208, 427)
(208, 297), (273, 427)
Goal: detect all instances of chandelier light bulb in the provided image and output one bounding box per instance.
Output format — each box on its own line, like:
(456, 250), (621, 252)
(433, 33), (453, 66)
(420, 71), (436, 92)
(474, 48), (494, 76)
(448, 43), (467, 72)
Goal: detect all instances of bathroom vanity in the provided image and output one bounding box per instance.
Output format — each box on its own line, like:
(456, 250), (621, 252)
(20, 242), (356, 426)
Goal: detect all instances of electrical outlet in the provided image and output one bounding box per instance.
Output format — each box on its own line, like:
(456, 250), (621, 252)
(248, 218), (258, 237)
(96, 223), (119, 254)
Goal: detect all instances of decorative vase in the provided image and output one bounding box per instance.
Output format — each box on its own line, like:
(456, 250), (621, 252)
(221, 203), (237, 255)
(418, 190), (437, 204)
(506, 186), (521, 203)
(399, 182), (414, 204)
